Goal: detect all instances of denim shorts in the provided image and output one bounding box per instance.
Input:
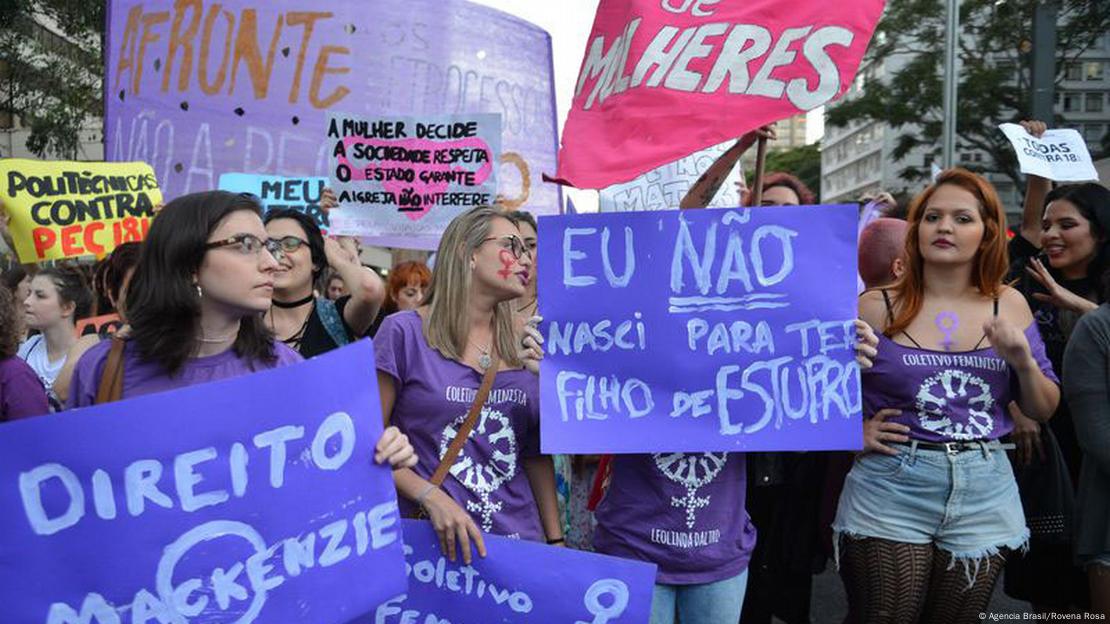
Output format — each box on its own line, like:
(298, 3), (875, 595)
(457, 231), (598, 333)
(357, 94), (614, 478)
(833, 441), (1029, 585)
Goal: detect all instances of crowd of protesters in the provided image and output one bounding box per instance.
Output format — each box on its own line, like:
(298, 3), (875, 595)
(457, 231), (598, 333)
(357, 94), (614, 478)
(1, 117), (1108, 624)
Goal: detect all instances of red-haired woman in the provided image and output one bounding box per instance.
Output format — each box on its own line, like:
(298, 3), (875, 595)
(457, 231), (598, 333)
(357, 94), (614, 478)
(386, 261), (432, 312)
(833, 168), (1060, 622)
(368, 261), (432, 337)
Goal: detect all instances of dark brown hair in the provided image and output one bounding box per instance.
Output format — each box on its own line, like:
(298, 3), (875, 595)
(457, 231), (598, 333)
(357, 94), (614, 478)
(0, 287), (20, 358)
(126, 191), (277, 375)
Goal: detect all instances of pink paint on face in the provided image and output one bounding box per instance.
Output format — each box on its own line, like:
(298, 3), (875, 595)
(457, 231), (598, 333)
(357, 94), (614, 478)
(497, 249), (515, 279)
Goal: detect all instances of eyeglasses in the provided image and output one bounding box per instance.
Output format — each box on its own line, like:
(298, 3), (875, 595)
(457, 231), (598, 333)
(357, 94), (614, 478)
(205, 233), (285, 260)
(481, 235), (530, 260)
(268, 236), (310, 253)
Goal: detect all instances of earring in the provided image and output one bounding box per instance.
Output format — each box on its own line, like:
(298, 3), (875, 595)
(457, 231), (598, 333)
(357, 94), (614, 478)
(195, 284), (203, 299)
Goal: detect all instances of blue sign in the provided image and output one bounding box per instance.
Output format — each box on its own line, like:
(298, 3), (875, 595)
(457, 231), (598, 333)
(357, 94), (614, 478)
(218, 172), (330, 231)
(538, 205), (863, 453)
(0, 341), (406, 623)
(361, 520), (656, 624)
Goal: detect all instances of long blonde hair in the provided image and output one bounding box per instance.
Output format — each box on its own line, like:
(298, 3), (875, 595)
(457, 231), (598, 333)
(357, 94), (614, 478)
(424, 206), (522, 367)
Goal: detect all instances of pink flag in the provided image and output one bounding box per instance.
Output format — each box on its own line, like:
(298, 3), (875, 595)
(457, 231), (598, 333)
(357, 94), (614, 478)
(554, 0), (885, 189)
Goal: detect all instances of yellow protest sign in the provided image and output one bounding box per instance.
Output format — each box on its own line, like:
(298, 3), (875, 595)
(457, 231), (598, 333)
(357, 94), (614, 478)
(0, 159), (161, 262)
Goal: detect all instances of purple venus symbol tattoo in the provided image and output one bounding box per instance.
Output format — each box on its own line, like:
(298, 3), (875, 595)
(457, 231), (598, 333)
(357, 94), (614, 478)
(935, 311), (959, 351)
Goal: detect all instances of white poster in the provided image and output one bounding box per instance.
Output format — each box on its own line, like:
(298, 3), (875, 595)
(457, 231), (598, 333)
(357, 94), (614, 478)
(999, 123), (1099, 182)
(599, 141), (745, 212)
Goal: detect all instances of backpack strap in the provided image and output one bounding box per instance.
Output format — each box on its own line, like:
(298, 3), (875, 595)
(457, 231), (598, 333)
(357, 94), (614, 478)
(315, 298), (352, 348)
(95, 337), (127, 405)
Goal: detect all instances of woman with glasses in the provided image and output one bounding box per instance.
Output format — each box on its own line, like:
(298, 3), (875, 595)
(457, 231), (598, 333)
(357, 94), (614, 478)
(65, 191), (415, 468)
(264, 201), (385, 358)
(374, 206), (559, 565)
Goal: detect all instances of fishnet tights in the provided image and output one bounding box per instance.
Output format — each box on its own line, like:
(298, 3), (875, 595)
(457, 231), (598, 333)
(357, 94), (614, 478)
(839, 537), (1007, 624)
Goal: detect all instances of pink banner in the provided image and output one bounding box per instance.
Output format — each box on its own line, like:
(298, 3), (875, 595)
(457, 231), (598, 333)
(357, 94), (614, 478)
(554, 0), (884, 189)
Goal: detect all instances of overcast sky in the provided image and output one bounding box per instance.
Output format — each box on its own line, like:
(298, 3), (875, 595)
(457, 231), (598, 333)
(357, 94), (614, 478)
(466, 1), (824, 211)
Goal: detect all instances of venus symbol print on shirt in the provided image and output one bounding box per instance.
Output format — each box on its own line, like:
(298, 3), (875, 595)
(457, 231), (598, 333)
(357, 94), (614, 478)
(915, 370), (995, 440)
(439, 407), (518, 532)
(654, 453), (728, 529)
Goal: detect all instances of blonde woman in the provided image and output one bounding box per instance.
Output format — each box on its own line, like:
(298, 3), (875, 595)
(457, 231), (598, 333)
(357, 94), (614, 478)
(374, 206), (559, 564)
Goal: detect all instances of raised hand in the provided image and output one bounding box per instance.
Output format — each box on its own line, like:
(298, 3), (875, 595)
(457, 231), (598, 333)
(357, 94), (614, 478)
(1027, 258), (1098, 314)
(983, 317), (1035, 372)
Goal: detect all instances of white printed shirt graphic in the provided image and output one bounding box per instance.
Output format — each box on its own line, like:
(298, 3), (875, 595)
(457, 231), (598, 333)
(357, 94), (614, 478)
(438, 407), (517, 532)
(915, 369), (995, 440)
(653, 453), (728, 529)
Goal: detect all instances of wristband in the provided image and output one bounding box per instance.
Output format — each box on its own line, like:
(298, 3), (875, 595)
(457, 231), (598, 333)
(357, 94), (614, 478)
(415, 484), (438, 507)
(546, 537), (566, 545)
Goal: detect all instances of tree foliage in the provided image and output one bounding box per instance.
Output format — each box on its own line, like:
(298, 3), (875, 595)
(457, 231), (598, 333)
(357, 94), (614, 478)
(746, 143), (823, 201)
(826, 0), (1110, 189)
(0, 0), (104, 158)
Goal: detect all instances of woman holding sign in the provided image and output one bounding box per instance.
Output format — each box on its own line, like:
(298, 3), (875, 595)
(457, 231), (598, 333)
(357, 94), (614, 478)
(65, 191), (416, 469)
(374, 205), (559, 565)
(834, 168), (1060, 623)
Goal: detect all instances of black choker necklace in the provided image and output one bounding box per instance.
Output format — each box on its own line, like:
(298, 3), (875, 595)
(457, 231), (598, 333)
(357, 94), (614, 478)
(272, 294), (314, 309)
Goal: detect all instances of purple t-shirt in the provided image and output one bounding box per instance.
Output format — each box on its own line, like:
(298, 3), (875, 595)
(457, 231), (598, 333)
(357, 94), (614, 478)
(0, 356), (49, 421)
(374, 311), (543, 541)
(67, 339), (303, 408)
(864, 324), (1058, 442)
(594, 453), (757, 585)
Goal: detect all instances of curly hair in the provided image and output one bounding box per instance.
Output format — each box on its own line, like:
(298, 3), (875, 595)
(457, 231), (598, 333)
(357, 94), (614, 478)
(0, 287), (21, 359)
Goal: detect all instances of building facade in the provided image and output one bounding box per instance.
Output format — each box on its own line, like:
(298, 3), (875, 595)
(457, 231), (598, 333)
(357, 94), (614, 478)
(822, 31), (1110, 219)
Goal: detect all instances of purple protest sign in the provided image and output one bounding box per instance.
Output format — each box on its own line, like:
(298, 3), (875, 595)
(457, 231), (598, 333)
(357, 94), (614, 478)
(538, 205), (863, 453)
(0, 341), (406, 623)
(357, 520), (656, 624)
(104, 0), (559, 248)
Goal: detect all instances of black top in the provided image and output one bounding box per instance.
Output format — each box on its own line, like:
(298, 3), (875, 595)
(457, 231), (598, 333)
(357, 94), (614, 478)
(285, 295), (355, 359)
(1007, 233), (1095, 483)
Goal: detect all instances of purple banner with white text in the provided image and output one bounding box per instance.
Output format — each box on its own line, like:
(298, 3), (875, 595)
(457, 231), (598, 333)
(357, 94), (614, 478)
(538, 205), (863, 453)
(359, 520), (655, 624)
(104, 0), (559, 248)
(0, 341), (405, 623)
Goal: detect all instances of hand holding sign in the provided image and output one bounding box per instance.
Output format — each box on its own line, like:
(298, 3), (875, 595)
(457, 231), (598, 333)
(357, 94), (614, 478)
(539, 205), (864, 454)
(0, 342), (407, 622)
(999, 123), (1099, 182)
